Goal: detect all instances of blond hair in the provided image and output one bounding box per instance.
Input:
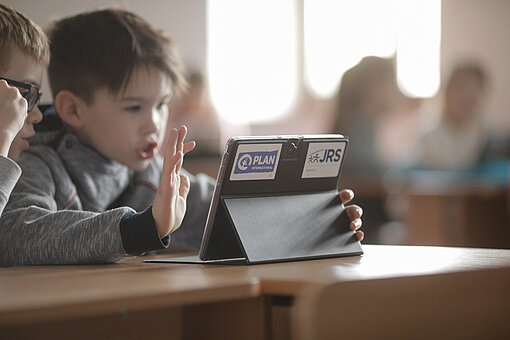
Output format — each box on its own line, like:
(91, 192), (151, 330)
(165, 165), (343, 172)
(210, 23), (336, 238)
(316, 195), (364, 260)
(0, 3), (49, 70)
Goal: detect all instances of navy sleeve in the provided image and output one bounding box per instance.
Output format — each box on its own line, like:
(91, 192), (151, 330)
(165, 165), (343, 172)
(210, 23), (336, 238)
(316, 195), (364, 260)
(119, 205), (170, 255)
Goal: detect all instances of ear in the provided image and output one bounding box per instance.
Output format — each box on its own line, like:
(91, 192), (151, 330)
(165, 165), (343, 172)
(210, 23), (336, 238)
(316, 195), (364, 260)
(54, 90), (86, 128)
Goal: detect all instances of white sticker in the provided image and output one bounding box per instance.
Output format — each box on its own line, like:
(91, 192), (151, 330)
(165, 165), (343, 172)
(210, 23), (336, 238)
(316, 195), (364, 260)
(230, 143), (282, 181)
(302, 142), (346, 178)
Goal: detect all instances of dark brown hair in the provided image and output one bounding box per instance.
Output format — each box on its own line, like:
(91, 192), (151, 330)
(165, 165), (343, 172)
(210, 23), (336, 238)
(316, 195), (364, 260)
(47, 8), (185, 102)
(446, 62), (487, 92)
(0, 3), (49, 70)
(332, 56), (396, 132)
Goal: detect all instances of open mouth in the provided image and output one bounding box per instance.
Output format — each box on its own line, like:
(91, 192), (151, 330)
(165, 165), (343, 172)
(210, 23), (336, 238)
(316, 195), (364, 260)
(137, 142), (158, 160)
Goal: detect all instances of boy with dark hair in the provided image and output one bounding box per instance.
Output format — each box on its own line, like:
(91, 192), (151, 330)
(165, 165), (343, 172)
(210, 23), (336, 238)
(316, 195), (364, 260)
(0, 8), (363, 266)
(0, 3), (48, 215)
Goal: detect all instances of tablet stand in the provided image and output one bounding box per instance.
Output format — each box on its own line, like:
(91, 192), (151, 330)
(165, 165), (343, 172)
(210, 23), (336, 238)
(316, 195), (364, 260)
(201, 191), (363, 263)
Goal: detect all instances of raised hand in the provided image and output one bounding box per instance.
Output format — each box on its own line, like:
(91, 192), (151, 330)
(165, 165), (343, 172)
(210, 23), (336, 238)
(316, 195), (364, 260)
(0, 80), (27, 157)
(152, 125), (195, 237)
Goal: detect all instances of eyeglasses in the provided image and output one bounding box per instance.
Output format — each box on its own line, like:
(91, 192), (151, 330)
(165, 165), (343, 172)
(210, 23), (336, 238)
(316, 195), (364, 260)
(0, 77), (42, 112)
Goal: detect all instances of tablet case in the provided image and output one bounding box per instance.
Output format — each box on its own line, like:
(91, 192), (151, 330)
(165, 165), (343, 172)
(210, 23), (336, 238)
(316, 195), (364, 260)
(146, 135), (363, 265)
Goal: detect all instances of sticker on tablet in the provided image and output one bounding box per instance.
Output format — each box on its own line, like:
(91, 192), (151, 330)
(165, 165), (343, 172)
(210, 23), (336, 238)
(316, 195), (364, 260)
(302, 142), (346, 178)
(230, 143), (282, 181)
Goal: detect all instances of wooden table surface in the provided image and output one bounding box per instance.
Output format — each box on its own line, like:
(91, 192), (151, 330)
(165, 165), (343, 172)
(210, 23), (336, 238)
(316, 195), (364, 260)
(2, 244), (510, 329)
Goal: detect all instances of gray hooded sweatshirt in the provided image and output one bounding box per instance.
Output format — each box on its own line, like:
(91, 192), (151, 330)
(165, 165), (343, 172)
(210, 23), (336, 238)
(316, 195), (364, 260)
(0, 117), (214, 267)
(0, 156), (21, 217)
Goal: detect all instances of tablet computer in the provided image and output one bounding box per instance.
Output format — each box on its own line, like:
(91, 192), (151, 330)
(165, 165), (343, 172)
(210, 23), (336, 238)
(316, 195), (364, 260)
(145, 135), (363, 265)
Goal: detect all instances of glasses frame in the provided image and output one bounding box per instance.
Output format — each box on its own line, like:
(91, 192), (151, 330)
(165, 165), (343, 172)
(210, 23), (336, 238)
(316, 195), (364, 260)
(0, 77), (41, 112)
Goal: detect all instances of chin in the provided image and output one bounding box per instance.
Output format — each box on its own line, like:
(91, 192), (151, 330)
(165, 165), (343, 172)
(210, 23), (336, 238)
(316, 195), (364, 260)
(7, 142), (24, 161)
(128, 159), (151, 172)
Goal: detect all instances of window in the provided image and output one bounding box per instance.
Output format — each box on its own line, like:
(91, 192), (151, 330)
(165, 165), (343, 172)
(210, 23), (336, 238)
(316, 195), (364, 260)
(207, 0), (297, 124)
(304, 0), (397, 98)
(396, 0), (441, 98)
(207, 0), (441, 123)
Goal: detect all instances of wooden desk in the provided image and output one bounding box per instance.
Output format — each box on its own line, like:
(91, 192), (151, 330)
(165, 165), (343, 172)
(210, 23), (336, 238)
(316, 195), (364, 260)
(1, 245), (509, 340)
(405, 179), (510, 248)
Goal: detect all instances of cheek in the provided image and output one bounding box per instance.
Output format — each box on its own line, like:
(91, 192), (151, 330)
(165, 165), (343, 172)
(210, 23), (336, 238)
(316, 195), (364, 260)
(154, 110), (169, 136)
(157, 109), (169, 127)
(16, 121), (33, 138)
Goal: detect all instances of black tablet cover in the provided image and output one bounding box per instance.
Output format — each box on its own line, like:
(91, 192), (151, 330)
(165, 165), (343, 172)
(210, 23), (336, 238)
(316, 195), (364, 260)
(146, 135), (363, 265)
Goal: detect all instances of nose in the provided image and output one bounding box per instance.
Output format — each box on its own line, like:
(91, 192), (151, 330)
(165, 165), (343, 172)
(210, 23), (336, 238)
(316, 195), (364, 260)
(143, 108), (163, 135)
(27, 106), (43, 125)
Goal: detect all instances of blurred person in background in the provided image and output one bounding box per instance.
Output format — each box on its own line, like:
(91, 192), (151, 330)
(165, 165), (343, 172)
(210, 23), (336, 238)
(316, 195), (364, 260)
(332, 56), (398, 175)
(418, 62), (489, 170)
(331, 56), (400, 243)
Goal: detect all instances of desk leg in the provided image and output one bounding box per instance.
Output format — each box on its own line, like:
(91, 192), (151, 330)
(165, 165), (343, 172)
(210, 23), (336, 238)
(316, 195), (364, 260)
(270, 296), (293, 340)
(182, 297), (271, 340)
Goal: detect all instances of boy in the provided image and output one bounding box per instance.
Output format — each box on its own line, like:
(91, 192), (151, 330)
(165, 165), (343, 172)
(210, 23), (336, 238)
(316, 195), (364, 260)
(0, 3), (47, 216)
(0, 8), (363, 266)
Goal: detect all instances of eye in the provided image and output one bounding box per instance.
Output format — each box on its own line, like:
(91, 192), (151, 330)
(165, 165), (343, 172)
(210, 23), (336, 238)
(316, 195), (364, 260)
(124, 105), (141, 113)
(17, 88), (30, 100)
(156, 102), (168, 111)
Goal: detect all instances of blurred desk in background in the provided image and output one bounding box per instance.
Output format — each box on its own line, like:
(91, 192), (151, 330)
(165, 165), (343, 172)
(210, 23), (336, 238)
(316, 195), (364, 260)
(404, 172), (510, 249)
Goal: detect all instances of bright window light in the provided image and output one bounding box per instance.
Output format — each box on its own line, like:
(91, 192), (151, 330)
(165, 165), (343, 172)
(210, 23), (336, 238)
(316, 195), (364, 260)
(396, 0), (441, 98)
(207, 0), (297, 124)
(304, 0), (397, 98)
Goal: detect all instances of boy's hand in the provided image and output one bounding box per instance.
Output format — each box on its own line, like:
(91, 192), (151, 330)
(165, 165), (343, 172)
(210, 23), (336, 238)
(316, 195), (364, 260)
(0, 80), (28, 157)
(339, 189), (364, 242)
(152, 126), (196, 237)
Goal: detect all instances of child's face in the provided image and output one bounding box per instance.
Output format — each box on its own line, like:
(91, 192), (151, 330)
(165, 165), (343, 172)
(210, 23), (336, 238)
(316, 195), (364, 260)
(446, 74), (484, 123)
(2, 48), (44, 160)
(75, 66), (172, 171)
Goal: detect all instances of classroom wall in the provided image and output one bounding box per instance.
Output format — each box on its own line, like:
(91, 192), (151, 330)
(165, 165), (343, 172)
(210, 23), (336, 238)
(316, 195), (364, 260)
(4, 0), (510, 134)
(3, 0), (206, 104)
(441, 0), (510, 135)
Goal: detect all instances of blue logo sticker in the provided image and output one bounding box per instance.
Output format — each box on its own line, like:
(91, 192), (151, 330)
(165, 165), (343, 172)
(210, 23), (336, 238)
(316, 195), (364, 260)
(234, 150), (279, 174)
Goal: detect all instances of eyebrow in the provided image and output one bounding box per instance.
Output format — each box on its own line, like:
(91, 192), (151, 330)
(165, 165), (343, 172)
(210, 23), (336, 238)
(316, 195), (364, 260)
(119, 96), (145, 102)
(19, 78), (41, 88)
(119, 94), (173, 102)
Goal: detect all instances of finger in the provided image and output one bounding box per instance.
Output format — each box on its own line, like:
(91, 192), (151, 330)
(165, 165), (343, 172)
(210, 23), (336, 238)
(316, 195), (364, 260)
(176, 125), (187, 154)
(346, 205), (363, 220)
(350, 218), (362, 231)
(173, 151), (183, 174)
(0, 79), (10, 92)
(183, 141), (196, 154)
(19, 97), (28, 117)
(168, 128), (178, 154)
(161, 129), (179, 180)
(339, 189), (354, 204)
(179, 173), (191, 199)
(356, 230), (364, 242)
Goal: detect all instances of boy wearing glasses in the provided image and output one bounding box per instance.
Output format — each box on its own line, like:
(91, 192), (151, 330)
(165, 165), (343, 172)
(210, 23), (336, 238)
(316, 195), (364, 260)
(0, 9), (363, 266)
(0, 4), (47, 216)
